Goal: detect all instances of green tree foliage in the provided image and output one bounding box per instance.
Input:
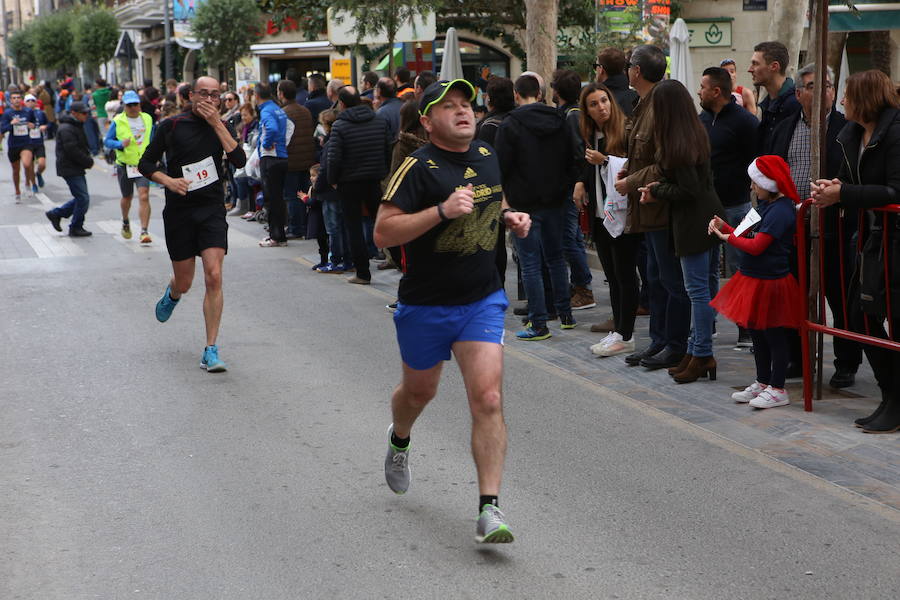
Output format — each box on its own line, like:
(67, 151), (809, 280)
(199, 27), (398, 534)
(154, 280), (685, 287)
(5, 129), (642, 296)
(7, 23), (38, 73)
(71, 7), (120, 69)
(194, 0), (263, 81)
(31, 12), (75, 70)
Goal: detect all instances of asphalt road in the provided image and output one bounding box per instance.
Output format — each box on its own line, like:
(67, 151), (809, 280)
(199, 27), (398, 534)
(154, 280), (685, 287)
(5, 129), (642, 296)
(1, 143), (899, 599)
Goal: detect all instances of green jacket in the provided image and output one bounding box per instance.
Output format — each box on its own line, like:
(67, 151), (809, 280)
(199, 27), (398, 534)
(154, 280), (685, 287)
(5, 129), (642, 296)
(92, 87), (111, 118)
(650, 161), (725, 257)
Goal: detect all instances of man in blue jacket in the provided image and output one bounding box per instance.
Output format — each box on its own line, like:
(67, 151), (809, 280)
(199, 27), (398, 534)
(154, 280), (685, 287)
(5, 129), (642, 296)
(749, 41), (801, 154)
(304, 74), (331, 123)
(256, 83), (290, 246)
(0, 90), (37, 202)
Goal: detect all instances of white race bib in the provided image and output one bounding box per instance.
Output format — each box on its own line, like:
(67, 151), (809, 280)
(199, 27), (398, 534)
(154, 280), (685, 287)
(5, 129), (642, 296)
(126, 165), (142, 179)
(13, 124), (28, 136)
(29, 128), (42, 139)
(182, 156), (219, 192)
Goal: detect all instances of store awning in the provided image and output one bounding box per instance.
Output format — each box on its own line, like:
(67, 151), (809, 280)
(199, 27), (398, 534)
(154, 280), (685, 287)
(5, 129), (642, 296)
(830, 1), (900, 31)
(376, 46), (403, 71)
(249, 41), (331, 55)
(115, 32), (138, 60)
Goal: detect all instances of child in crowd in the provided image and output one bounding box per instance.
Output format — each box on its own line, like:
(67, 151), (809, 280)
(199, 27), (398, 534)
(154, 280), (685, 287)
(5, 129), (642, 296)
(708, 155), (803, 409)
(313, 109), (353, 274)
(303, 164), (330, 270)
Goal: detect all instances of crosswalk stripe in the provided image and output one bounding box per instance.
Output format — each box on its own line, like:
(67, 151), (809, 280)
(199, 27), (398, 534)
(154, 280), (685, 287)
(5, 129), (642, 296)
(17, 223), (85, 258)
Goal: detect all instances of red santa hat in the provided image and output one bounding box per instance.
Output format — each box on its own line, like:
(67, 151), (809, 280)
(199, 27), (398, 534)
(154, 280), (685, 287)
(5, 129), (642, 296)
(747, 155), (799, 203)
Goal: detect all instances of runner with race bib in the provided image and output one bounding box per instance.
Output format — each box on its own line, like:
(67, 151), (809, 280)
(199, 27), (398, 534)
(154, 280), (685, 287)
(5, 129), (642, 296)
(105, 90), (155, 243)
(138, 76), (246, 373)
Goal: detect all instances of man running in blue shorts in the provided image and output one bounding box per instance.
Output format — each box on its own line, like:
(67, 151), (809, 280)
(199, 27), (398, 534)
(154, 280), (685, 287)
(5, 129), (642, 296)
(374, 79), (531, 543)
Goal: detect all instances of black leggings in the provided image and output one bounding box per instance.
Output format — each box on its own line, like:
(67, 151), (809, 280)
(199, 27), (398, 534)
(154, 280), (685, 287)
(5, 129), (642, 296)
(593, 221), (641, 340)
(750, 328), (789, 389)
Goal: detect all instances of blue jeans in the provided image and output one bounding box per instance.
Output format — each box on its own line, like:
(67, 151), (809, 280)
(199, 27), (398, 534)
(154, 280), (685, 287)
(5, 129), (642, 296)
(513, 204), (571, 328)
(564, 199), (592, 288)
(681, 249), (716, 357)
(50, 175), (90, 231)
(235, 176), (251, 211)
(723, 202), (751, 277)
(322, 192), (350, 262)
(645, 229), (691, 353)
(284, 170), (310, 237)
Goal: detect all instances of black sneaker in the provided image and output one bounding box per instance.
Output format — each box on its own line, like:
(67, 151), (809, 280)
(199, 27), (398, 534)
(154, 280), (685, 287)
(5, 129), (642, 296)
(45, 211), (62, 232)
(69, 228), (93, 237)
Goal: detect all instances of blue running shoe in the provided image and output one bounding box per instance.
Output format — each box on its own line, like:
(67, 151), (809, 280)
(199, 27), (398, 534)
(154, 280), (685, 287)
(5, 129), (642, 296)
(516, 325), (551, 341)
(32, 183), (38, 194)
(201, 345), (227, 372)
(36, 173), (44, 188)
(155, 284), (179, 323)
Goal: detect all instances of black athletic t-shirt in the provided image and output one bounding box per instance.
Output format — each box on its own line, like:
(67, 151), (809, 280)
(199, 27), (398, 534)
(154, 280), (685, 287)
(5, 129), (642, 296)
(383, 141), (503, 305)
(138, 111), (245, 206)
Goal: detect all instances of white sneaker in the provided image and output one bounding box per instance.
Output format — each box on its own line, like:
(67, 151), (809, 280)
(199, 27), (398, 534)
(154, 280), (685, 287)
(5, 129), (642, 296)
(14, 194), (21, 204)
(732, 381), (765, 403)
(750, 386), (790, 409)
(596, 336), (635, 357)
(590, 331), (616, 351)
(591, 332), (621, 355)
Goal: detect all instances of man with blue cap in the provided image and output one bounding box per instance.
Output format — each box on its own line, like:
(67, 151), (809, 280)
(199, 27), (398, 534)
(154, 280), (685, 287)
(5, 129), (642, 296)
(105, 90), (155, 243)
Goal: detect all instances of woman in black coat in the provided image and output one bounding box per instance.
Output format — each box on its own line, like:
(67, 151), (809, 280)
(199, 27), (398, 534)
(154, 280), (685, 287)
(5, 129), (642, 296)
(640, 80), (725, 384)
(813, 69), (900, 433)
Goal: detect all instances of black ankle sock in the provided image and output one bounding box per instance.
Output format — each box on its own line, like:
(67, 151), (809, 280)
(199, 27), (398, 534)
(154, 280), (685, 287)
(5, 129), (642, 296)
(479, 496), (498, 513)
(390, 431), (410, 449)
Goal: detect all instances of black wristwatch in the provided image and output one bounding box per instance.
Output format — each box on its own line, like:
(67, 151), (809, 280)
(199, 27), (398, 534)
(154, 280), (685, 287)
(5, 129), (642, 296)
(436, 202), (450, 221)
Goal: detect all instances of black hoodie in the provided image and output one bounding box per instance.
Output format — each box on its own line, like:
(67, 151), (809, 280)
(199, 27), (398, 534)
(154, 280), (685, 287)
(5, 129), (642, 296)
(327, 104), (392, 185)
(494, 102), (580, 212)
(55, 114), (93, 177)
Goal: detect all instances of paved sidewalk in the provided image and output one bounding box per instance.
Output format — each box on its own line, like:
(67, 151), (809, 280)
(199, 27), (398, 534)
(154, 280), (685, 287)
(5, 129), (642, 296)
(292, 244), (900, 512)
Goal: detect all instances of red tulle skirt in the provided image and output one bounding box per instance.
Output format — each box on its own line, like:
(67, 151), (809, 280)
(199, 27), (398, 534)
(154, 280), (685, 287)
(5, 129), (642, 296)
(710, 271), (804, 330)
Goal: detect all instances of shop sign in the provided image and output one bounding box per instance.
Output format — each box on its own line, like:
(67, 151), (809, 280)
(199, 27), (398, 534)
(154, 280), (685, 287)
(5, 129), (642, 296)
(743, 0), (767, 10)
(331, 59), (351, 81)
(687, 21), (732, 48)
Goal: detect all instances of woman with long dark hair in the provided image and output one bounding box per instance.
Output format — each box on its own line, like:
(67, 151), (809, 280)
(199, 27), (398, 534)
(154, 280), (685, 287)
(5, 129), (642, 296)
(812, 69), (900, 433)
(573, 82), (640, 357)
(639, 80), (724, 383)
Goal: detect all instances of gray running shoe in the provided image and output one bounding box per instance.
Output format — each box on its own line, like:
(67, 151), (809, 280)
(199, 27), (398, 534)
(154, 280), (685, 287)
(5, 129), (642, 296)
(476, 504), (514, 543)
(384, 424), (410, 494)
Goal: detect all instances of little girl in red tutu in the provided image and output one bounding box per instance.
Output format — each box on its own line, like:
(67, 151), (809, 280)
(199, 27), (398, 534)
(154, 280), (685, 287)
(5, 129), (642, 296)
(708, 155), (804, 409)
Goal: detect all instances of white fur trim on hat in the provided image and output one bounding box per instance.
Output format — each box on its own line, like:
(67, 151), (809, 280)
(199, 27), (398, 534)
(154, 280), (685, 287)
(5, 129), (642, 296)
(24, 94), (37, 102)
(747, 159), (778, 193)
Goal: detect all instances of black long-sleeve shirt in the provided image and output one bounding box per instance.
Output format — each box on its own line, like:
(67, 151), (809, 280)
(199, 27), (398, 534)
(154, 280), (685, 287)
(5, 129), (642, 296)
(139, 111), (245, 206)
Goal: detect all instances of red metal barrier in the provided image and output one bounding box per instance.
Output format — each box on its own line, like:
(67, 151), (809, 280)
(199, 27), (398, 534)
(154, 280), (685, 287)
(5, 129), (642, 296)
(797, 199), (900, 411)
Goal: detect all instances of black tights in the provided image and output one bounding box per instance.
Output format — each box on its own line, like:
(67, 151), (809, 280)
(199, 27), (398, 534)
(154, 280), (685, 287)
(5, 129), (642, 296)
(750, 327), (789, 389)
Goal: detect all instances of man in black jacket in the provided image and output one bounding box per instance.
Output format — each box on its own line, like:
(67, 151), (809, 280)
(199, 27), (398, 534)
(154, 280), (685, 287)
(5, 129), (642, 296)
(595, 47), (639, 118)
(699, 67), (760, 348)
(771, 63), (860, 388)
(495, 74), (580, 340)
(749, 41), (801, 154)
(327, 86), (392, 284)
(552, 68), (595, 310)
(45, 102), (94, 237)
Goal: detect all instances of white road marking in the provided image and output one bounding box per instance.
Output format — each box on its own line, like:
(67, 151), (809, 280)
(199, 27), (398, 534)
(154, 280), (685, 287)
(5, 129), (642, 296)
(17, 223), (85, 258)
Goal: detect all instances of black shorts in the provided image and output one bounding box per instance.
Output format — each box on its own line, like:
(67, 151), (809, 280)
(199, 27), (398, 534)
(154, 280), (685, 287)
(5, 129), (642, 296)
(31, 144), (45, 159)
(8, 146), (33, 163)
(162, 202), (228, 262)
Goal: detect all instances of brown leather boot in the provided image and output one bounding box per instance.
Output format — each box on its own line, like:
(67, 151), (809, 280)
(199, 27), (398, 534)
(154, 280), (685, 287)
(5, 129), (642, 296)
(667, 353), (693, 377)
(673, 356), (717, 384)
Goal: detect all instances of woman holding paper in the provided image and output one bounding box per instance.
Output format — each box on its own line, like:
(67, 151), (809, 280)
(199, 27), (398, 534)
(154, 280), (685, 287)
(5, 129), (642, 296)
(638, 80), (725, 384)
(709, 155), (803, 408)
(573, 82), (641, 358)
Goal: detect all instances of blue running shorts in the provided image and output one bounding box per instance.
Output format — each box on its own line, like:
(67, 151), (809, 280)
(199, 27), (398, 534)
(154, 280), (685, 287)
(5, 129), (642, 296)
(393, 288), (509, 370)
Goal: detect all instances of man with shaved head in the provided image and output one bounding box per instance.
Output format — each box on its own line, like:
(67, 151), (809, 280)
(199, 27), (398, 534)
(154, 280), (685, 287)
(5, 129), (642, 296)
(138, 76), (247, 373)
